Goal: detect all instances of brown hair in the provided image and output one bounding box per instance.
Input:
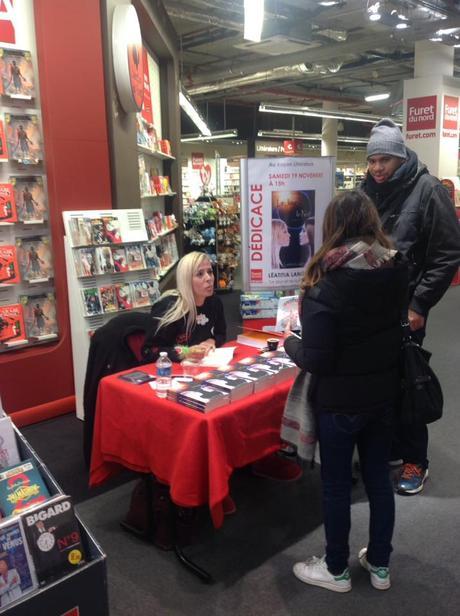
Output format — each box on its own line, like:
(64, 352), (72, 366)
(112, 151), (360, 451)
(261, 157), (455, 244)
(301, 190), (392, 289)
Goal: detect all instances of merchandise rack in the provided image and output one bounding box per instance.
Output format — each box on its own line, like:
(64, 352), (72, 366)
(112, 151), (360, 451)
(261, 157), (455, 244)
(2, 427), (108, 616)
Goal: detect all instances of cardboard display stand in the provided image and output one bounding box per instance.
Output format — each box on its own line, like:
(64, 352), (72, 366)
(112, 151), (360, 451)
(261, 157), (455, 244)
(2, 428), (108, 616)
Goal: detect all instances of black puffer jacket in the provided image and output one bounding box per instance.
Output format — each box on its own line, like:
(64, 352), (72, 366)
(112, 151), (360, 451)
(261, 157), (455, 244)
(361, 147), (460, 317)
(284, 260), (408, 413)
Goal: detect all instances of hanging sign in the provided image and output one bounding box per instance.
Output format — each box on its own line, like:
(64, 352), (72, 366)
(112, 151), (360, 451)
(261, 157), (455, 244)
(112, 4), (144, 112)
(199, 163), (212, 187)
(241, 157), (335, 291)
(192, 152), (204, 169)
(283, 140), (302, 155)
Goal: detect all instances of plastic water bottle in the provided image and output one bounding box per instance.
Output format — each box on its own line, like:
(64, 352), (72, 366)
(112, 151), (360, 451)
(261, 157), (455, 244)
(156, 352), (172, 398)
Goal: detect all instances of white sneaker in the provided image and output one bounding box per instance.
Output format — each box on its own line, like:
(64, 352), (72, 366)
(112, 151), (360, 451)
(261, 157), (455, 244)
(293, 555), (351, 593)
(358, 548), (391, 590)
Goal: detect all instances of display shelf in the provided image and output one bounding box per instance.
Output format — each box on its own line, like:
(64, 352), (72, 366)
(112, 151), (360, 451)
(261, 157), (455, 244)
(141, 191), (177, 199)
(137, 144), (175, 160)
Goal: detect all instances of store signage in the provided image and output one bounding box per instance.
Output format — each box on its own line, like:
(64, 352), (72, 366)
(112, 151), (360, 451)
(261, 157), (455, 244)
(407, 95), (437, 131)
(192, 152), (204, 169)
(141, 47), (153, 125)
(443, 96), (458, 131)
(241, 157), (334, 290)
(112, 4), (144, 113)
(0, 0), (16, 45)
(199, 163), (212, 186)
(283, 140), (302, 155)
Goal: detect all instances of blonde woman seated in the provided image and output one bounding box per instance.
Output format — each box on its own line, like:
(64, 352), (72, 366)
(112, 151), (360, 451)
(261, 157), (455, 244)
(142, 251), (226, 363)
(271, 219), (291, 269)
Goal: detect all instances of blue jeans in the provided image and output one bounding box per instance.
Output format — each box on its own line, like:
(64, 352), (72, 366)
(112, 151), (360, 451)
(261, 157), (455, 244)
(317, 409), (395, 575)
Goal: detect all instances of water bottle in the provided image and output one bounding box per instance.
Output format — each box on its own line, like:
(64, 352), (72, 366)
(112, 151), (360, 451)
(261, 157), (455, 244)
(156, 352), (172, 398)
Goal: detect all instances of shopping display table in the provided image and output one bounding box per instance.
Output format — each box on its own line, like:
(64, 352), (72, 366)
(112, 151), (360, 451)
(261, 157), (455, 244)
(89, 343), (293, 528)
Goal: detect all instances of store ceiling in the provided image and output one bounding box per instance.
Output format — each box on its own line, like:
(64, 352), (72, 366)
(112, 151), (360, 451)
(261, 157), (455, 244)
(163, 0), (460, 138)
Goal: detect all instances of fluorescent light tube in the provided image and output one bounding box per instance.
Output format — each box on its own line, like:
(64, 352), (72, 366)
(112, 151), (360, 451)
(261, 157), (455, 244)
(259, 102), (401, 126)
(244, 0), (264, 42)
(365, 93), (390, 102)
(179, 91), (211, 136)
(181, 130), (238, 143)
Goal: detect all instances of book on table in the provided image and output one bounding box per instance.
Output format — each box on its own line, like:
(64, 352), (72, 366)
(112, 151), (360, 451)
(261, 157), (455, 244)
(177, 383), (230, 412)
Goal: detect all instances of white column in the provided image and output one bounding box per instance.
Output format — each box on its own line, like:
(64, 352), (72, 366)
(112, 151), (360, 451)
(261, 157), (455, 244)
(321, 101), (338, 158)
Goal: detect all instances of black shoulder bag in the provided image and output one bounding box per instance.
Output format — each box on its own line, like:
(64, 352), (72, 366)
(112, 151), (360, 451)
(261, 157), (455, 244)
(400, 322), (443, 425)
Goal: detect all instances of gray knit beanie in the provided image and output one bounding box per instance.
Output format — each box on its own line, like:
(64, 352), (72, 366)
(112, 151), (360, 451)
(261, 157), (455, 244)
(367, 118), (407, 160)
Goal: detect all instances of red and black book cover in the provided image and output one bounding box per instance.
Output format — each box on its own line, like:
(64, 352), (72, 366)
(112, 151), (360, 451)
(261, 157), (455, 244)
(0, 183), (17, 223)
(0, 245), (20, 284)
(0, 304), (26, 345)
(0, 119), (8, 161)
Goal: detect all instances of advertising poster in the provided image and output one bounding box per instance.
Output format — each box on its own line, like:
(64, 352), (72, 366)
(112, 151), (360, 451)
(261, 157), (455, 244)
(241, 157), (335, 291)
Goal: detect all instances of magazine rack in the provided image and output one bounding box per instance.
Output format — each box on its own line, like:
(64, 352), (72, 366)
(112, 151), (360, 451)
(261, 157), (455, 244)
(2, 428), (109, 616)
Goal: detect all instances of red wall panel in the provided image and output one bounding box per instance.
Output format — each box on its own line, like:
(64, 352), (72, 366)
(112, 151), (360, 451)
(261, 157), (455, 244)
(0, 0), (112, 417)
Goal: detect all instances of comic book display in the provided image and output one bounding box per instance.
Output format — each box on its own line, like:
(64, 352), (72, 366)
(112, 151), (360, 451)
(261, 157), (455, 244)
(0, 518), (37, 607)
(0, 184), (17, 224)
(0, 48), (35, 99)
(115, 283), (133, 310)
(17, 236), (53, 283)
(99, 285), (118, 313)
(80, 288), (102, 316)
(20, 293), (58, 340)
(73, 247), (96, 277)
(10, 176), (47, 223)
(5, 114), (42, 164)
(0, 304), (26, 347)
(0, 459), (50, 519)
(0, 245), (20, 284)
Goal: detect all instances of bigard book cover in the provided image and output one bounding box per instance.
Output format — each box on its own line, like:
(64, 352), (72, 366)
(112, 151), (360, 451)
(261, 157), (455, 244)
(0, 183), (17, 223)
(21, 495), (85, 586)
(0, 304), (26, 347)
(0, 459), (50, 519)
(0, 517), (37, 607)
(0, 245), (20, 284)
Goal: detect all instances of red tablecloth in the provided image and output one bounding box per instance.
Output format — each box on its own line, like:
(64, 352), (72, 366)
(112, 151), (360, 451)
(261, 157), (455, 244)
(89, 344), (293, 528)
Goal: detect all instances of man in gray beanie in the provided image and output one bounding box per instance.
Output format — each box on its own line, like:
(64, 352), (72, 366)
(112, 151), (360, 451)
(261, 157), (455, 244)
(361, 117), (460, 495)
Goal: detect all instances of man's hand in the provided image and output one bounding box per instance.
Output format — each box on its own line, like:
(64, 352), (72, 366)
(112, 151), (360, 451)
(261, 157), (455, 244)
(408, 309), (425, 331)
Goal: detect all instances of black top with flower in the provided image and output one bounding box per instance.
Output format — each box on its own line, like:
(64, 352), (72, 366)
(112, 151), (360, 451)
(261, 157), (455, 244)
(142, 294), (226, 362)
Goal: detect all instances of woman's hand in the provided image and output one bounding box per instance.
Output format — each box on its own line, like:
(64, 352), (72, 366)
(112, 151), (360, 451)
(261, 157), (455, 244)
(408, 309), (425, 332)
(187, 342), (214, 361)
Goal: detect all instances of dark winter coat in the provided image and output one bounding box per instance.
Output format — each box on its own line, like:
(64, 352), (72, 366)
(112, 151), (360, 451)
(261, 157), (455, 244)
(361, 147), (460, 317)
(284, 261), (408, 413)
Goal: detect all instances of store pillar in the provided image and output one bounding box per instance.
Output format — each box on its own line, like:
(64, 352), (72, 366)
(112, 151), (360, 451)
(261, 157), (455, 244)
(403, 41), (460, 178)
(321, 101), (338, 158)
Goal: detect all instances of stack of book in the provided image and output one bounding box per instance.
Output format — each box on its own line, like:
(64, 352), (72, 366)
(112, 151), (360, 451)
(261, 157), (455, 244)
(231, 359), (278, 392)
(177, 383), (230, 412)
(202, 371), (254, 402)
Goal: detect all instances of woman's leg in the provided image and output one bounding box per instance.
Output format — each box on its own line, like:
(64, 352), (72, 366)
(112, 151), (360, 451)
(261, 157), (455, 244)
(357, 408), (395, 567)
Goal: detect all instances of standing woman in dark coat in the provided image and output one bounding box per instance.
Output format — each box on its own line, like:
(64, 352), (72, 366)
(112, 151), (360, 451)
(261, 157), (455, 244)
(284, 190), (407, 593)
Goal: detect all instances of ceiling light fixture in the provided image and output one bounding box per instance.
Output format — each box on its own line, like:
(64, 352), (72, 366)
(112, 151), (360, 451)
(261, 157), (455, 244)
(244, 0), (264, 43)
(181, 129), (238, 143)
(258, 102), (402, 126)
(367, 1), (382, 21)
(318, 1), (341, 6)
(179, 89), (211, 136)
(365, 92), (390, 102)
(257, 129), (369, 144)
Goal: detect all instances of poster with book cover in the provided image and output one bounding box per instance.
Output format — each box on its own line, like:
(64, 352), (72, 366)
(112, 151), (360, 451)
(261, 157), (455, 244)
(0, 459), (50, 518)
(5, 114), (43, 164)
(68, 216), (92, 246)
(99, 285), (118, 313)
(0, 183), (17, 224)
(94, 246), (114, 274)
(0, 245), (20, 284)
(0, 48), (35, 99)
(0, 517), (37, 607)
(126, 244), (145, 270)
(16, 236), (53, 283)
(20, 293), (58, 340)
(73, 247), (96, 277)
(10, 176), (47, 223)
(102, 215), (122, 244)
(21, 495), (85, 586)
(115, 283), (133, 311)
(0, 416), (21, 471)
(111, 247), (128, 272)
(0, 305), (26, 346)
(80, 287), (102, 316)
(0, 119), (8, 161)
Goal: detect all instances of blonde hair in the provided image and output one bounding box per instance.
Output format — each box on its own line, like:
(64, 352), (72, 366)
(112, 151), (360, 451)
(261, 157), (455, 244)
(155, 251), (212, 339)
(272, 219), (289, 268)
(302, 190), (392, 289)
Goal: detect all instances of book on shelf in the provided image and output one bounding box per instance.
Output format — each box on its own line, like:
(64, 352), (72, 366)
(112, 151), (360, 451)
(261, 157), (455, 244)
(0, 304), (27, 347)
(111, 247), (129, 273)
(5, 113), (43, 164)
(0, 459), (50, 519)
(0, 119), (8, 161)
(129, 281), (151, 308)
(115, 283), (133, 311)
(10, 176), (47, 224)
(90, 217), (107, 245)
(73, 247), (97, 277)
(95, 246), (115, 274)
(0, 516), (38, 607)
(68, 216), (92, 247)
(20, 292), (58, 340)
(0, 245), (20, 284)
(80, 287), (102, 317)
(126, 244), (145, 271)
(0, 48), (36, 99)
(102, 215), (122, 244)
(99, 285), (118, 313)
(0, 416), (21, 471)
(17, 235), (53, 283)
(21, 494), (85, 586)
(0, 183), (18, 223)
(177, 383), (230, 412)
